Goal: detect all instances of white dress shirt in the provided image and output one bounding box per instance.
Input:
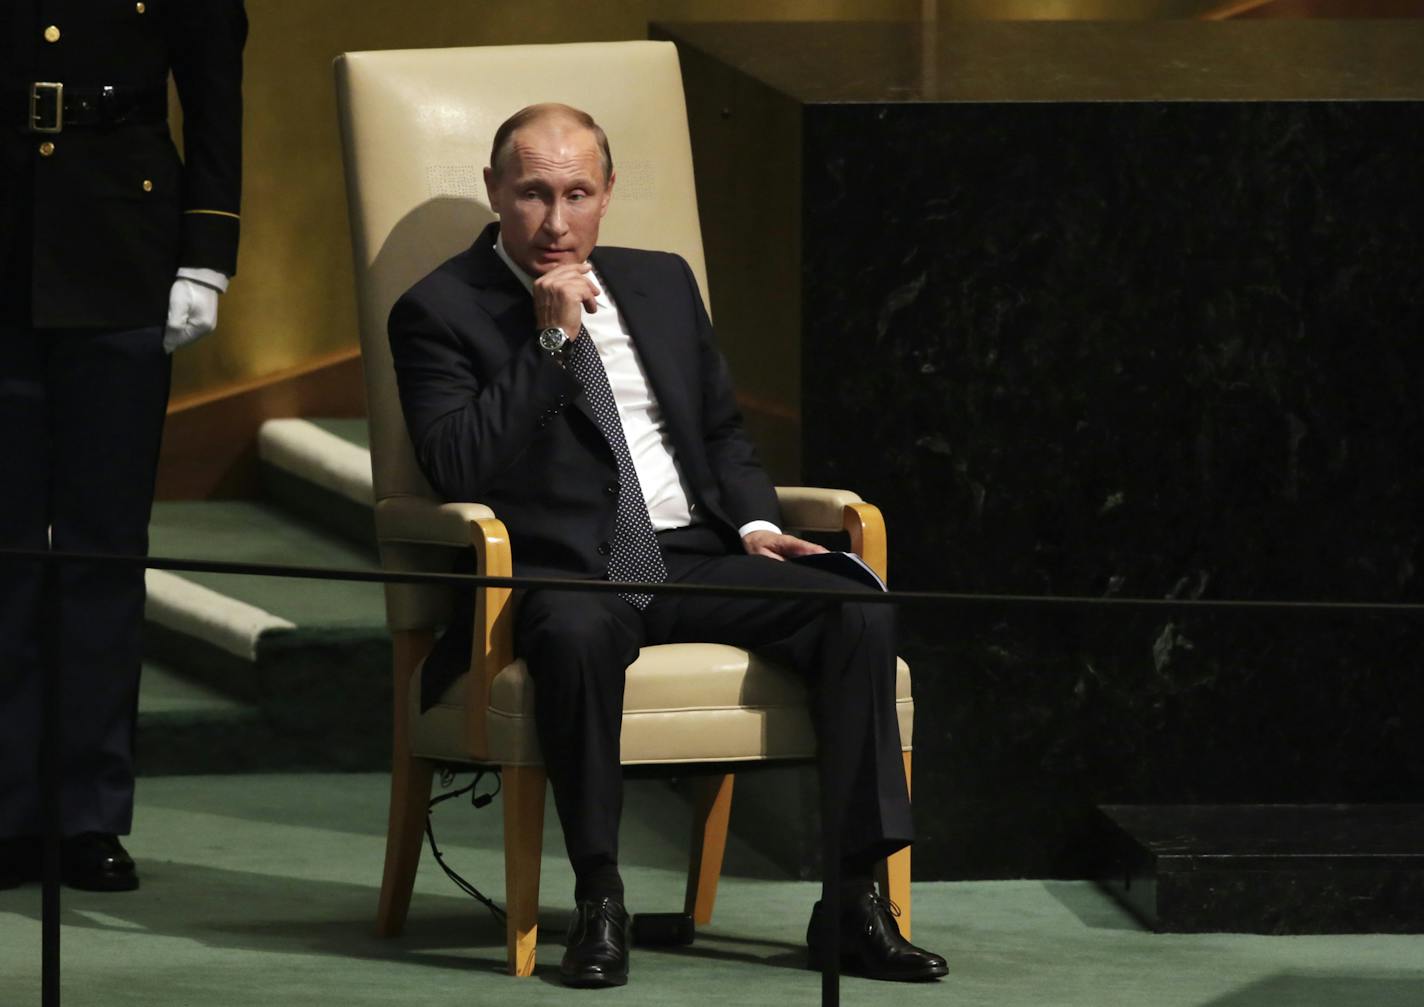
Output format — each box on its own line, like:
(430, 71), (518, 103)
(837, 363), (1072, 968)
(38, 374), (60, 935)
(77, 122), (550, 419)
(495, 236), (779, 539)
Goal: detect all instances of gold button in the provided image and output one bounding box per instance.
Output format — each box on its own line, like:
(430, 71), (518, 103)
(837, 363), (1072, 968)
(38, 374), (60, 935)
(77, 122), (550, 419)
(136, 2), (146, 11)
(142, 179), (154, 192)
(44, 25), (60, 43)
(39, 141), (55, 157)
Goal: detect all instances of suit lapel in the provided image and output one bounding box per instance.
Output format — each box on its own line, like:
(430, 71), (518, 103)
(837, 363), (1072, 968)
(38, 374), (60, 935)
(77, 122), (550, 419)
(460, 224), (527, 313)
(592, 249), (696, 441)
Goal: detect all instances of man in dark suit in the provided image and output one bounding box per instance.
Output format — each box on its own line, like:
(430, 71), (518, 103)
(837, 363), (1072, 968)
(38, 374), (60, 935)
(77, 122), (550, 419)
(0, 0), (246, 892)
(388, 103), (946, 988)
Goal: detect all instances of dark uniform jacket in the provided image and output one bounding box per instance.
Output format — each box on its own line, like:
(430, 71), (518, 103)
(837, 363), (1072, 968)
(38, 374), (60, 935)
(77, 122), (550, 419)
(389, 222), (781, 705)
(1, 0), (246, 328)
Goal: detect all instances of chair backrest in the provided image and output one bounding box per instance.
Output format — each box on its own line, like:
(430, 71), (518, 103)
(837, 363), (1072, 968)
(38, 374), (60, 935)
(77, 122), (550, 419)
(334, 41), (709, 621)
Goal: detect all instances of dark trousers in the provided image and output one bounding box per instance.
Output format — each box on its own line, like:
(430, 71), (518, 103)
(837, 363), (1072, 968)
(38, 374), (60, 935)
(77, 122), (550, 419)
(0, 324), (171, 838)
(515, 524), (913, 871)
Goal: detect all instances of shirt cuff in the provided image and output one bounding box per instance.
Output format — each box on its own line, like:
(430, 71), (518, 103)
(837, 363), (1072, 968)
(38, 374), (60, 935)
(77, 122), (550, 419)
(738, 520), (782, 539)
(177, 267), (230, 293)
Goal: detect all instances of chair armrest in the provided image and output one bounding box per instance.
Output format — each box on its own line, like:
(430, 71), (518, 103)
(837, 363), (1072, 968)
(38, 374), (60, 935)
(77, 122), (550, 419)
(375, 495), (496, 548)
(374, 495), (513, 761)
(775, 486), (889, 584)
(775, 486), (863, 532)
(465, 513), (514, 761)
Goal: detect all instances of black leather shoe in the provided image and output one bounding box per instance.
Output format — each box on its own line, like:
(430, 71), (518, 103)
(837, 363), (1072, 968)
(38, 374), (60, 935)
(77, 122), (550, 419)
(559, 897), (631, 988)
(62, 833), (139, 892)
(807, 891), (948, 981)
(1, 837), (41, 890)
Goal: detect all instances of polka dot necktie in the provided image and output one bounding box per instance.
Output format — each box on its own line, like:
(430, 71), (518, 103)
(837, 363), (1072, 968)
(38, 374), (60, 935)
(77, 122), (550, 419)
(566, 325), (667, 608)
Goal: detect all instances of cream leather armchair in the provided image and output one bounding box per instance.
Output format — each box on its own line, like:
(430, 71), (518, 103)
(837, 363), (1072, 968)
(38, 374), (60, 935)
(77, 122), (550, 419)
(334, 41), (914, 977)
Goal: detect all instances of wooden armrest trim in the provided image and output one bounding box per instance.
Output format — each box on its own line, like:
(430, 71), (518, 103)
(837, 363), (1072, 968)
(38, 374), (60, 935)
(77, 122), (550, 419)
(843, 502), (888, 584)
(465, 515), (513, 760)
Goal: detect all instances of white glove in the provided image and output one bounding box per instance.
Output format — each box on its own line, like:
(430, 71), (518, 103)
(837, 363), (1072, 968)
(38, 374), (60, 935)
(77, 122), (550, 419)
(163, 277), (222, 353)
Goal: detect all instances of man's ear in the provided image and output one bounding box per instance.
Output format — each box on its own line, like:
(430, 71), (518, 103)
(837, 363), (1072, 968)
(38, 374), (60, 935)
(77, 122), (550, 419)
(599, 170), (616, 218)
(483, 166), (501, 214)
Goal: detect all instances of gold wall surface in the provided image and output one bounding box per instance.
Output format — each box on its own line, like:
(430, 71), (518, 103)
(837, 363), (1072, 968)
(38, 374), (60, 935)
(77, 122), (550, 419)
(170, 0), (925, 400)
(172, 0), (1355, 401)
(927, 1), (1231, 16)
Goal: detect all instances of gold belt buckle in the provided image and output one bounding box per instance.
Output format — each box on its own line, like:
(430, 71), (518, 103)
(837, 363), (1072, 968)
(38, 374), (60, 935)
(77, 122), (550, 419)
(30, 82), (63, 134)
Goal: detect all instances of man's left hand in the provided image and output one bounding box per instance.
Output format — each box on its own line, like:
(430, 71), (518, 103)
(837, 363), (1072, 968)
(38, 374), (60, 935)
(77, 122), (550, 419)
(742, 530), (828, 561)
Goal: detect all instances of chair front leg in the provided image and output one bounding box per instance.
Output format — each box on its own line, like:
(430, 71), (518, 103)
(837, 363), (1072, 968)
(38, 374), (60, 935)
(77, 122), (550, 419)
(684, 773), (735, 924)
(874, 751), (913, 940)
(503, 764), (548, 977)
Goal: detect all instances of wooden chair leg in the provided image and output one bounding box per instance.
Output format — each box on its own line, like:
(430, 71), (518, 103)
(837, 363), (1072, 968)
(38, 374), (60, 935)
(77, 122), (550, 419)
(502, 764), (547, 977)
(376, 751), (436, 936)
(874, 751), (913, 940)
(376, 629), (436, 937)
(684, 773), (734, 925)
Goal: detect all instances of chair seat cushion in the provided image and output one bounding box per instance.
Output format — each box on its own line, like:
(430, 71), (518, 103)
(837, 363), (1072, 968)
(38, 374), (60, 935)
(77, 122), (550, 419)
(410, 643), (913, 767)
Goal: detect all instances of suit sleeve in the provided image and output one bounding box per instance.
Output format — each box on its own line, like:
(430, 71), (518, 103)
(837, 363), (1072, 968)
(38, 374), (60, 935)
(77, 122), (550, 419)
(679, 255), (782, 530)
(169, 0), (247, 276)
(388, 290), (581, 503)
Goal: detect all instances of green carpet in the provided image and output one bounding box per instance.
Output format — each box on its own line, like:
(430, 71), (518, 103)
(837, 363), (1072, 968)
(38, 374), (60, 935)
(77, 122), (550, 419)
(308, 417), (371, 450)
(3, 774), (1422, 1006)
(144, 503), (394, 771)
(148, 501), (385, 631)
(138, 661), (253, 719)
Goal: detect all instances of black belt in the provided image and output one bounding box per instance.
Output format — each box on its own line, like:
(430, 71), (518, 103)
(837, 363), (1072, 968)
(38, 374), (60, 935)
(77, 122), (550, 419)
(12, 82), (167, 133)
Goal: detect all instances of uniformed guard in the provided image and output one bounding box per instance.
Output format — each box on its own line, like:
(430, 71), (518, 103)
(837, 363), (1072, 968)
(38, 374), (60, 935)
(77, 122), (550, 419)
(1, 0), (247, 891)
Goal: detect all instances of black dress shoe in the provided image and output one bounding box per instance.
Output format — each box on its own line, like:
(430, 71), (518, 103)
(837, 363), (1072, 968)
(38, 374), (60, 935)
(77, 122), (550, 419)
(559, 897), (631, 988)
(1, 837), (42, 890)
(807, 891), (948, 981)
(62, 833), (139, 892)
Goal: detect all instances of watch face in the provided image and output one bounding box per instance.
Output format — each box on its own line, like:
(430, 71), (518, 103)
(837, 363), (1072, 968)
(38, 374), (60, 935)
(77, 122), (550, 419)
(539, 327), (567, 352)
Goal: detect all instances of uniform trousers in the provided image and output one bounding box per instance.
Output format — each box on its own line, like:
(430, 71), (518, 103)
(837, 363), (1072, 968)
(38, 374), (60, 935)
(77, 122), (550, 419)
(0, 324), (171, 838)
(514, 524), (913, 870)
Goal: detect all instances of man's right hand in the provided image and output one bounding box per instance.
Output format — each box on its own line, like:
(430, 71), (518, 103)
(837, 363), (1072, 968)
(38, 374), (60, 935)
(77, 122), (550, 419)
(533, 262), (600, 339)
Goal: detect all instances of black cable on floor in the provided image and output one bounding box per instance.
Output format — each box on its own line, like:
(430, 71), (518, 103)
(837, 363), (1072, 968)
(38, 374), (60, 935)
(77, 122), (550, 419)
(425, 768), (507, 926)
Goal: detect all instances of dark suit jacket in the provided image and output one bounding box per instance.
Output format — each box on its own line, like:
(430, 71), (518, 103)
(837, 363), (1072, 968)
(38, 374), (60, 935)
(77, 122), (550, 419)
(389, 222), (781, 706)
(1, 0), (246, 327)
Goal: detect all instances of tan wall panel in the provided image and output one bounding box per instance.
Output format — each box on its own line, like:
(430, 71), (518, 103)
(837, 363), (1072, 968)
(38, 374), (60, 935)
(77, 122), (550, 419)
(171, 0), (923, 400)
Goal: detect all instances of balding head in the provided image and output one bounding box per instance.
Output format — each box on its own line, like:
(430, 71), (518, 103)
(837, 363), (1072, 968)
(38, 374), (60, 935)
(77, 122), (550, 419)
(482, 102), (616, 276)
(489, 103), (613, 184)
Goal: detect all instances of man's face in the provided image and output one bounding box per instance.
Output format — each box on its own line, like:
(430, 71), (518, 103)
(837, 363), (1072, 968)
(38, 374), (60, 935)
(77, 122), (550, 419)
(484, 120), (614, 277)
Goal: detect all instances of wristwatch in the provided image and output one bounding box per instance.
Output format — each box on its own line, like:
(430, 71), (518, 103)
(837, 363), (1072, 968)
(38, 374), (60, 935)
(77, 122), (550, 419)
(538, 326), (571, 364)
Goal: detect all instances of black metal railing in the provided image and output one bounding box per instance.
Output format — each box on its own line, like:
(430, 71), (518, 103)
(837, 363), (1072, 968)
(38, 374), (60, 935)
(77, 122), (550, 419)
(5, 545), (1422, 1007)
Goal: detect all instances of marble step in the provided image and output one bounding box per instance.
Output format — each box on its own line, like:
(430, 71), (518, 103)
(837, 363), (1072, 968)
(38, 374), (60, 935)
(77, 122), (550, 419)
(135, 659), (264, 775)
(257, 417), (376, 550)
(141, 499), (392, 772)
(1098, 804), (1424, 934)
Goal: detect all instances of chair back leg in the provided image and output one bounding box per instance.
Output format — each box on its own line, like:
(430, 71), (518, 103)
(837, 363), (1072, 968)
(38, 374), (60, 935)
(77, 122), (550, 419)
(376, 630), (437, 937)
(874, 751), (914, 940)
(502, 764), (548, 976)
(684, 773), (735, 924)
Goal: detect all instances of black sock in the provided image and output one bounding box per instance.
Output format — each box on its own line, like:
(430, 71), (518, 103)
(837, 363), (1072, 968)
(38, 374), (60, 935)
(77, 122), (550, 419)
(572, 856), (624, 904)
(838, 852), (877, 902)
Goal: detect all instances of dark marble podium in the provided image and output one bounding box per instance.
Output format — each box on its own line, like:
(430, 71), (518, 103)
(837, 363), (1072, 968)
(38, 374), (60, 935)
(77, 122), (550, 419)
(656, 20), (1424, 887)
(1100, 804), (1424, 933)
